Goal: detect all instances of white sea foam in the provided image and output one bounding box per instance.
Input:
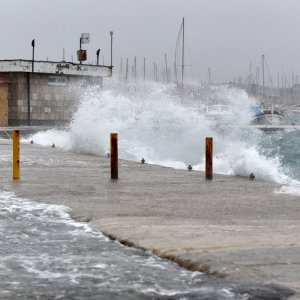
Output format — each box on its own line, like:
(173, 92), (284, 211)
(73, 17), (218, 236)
(0, 190), (106, 238)
(27, 83), (300, 196)
(276, 184), (300, 196)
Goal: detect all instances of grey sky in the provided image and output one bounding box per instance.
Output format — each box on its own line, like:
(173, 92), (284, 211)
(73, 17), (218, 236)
(1, 0), (300, 83)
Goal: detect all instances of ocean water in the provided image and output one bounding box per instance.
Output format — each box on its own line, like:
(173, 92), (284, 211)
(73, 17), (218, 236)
(28, 83), (300, 195)
(0, 191), (294, 299)
(1, 83), (298, 299)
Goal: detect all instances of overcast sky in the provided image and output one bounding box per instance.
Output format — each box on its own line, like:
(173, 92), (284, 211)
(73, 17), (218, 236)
(1, 0), (300, 83)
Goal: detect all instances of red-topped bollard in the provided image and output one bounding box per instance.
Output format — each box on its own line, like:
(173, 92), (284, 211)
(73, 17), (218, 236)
(205, 137), (213, 180)
(110, 133), (118, 179)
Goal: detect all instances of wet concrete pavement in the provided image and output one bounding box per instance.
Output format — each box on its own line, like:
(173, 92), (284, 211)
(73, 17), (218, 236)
(0, 140), (299, 298)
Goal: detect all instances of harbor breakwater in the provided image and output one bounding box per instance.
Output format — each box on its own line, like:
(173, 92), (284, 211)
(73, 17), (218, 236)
(0, 140), (299, 299)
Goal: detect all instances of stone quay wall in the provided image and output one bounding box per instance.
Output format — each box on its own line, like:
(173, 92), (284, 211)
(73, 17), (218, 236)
(0, 72), (103, 126)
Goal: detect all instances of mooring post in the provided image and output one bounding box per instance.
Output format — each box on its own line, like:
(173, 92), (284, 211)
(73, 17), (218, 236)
(205, 137), (213, 180)
(110, 133), (118, 179)
(13, 130), (20, 179)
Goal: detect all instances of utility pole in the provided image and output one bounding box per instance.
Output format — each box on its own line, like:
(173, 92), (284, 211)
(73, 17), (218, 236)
(208, 67), (211, 85)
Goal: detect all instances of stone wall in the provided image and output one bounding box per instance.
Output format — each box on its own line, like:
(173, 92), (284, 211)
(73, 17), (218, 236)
(0, 79), (9, 126)
(0, 72), (102, 126)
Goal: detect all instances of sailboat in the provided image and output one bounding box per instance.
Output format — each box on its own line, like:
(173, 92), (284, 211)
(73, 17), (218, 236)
(251, 55), (283, 126)
(174, 18), (185, 90)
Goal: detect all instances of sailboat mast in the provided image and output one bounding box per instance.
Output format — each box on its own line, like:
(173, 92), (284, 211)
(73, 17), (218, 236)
(262, 54), (265, 99)
(182, 17), (185, 90)
(165, 53), (168, 83)
(125, 58), (128, 84)
(174, 60), (178, 86)
(143, 57), (146, 82)
(249, 62), (252, 86)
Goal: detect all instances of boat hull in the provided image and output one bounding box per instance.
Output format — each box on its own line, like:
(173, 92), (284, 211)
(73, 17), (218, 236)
(252, 113), (283, 126)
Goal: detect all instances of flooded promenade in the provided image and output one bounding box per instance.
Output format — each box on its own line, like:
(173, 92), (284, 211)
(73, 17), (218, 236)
(0, 140), (299, 299)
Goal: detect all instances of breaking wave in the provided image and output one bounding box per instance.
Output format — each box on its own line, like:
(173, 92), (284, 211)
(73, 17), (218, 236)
(27, 82), (300, 196)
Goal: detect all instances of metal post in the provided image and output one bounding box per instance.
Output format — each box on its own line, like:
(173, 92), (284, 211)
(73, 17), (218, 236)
(13, 130), (20, 179)
(27, 73), (31, 126)
(31, 39), (35, 72)
(79, 37), (82, 65)
(205, 137), (213, 180)
(110, 31), (113, 68)
(110, 133), (118, 179)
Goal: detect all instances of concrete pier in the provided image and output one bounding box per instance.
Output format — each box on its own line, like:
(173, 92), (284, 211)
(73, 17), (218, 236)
(0, 140), (299, 297)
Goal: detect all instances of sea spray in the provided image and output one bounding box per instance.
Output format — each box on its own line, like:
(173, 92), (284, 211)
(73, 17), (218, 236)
(27, 82), (300, 195)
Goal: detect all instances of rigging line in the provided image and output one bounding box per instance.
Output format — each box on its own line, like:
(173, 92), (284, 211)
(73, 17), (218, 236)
(174, 23), (183, 65)
(264, 58), (275, 89)
(174, 22), (183, 86)
(175, 64), (192, 67)
(248, 70), (259, 96)
(245, 62), (252, 86)
(185, 24), (194, 81)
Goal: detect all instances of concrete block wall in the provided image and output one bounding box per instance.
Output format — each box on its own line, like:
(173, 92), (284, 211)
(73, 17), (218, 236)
(0, 82), (9, 126)
(0, 72), (102, 126)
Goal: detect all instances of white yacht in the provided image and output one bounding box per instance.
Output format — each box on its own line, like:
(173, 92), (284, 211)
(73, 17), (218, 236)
(251, 105), (283, 125)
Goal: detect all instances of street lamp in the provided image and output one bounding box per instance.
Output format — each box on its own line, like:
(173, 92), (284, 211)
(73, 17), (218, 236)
(31, 39), (35, 72)
(96, 49), (100, 65)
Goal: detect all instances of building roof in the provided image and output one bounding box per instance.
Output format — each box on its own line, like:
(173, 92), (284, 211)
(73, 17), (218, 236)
(0, 59), (112, 77)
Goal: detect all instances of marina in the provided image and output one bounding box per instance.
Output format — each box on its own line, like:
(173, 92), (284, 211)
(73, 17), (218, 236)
(1, 1), (300, 299)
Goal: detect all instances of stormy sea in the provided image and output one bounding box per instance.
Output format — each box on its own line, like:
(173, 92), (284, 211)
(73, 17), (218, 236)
(0, 83), (298, 299)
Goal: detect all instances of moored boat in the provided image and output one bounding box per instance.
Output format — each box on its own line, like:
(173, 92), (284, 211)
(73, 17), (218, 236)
(251, 105), (283, 125)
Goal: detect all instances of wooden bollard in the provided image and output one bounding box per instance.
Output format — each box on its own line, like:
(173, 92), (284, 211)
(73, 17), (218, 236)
(13, 130), (20, 179)
(110, 133), (118, 179)
(205, 137), (213, 180)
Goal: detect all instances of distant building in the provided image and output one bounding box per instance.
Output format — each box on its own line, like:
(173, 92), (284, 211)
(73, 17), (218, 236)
(0, 59), (112, 126)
